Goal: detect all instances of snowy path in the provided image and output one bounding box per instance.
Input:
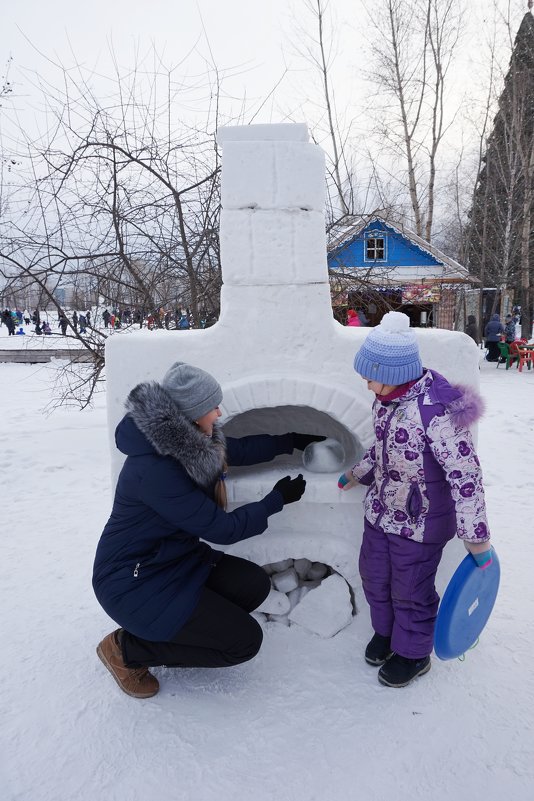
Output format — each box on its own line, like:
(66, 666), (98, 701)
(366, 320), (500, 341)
(1, 359), (533, 801)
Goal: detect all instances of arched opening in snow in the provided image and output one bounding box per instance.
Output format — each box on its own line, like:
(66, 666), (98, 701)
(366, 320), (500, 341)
(223, 404), (362, 463)
(222, 403), (364, 506)
(222, 396), (369, 637)
(255, 557), (356, 639)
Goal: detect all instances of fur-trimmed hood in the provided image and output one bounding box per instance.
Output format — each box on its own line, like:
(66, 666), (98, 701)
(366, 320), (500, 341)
(426, 370), (485, 428)
(444, 384), (485, 428)
(117, 381), (226, 490)
(399, 369), (485, 428)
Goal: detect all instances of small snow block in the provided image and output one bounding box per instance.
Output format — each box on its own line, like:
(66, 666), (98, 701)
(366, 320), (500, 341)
(256, 589), (290, 616)
(434, 549), (500, 660)
(272, 567), (299, 594)
(288, 574), (353, 638)
(217, 123), (309, 143)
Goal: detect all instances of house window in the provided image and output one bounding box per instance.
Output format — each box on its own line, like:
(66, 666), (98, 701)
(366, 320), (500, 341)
(365, 235), (386, 261)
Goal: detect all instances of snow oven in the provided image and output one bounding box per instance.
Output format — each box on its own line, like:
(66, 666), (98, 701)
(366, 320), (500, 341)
(105, 123), (480, 637)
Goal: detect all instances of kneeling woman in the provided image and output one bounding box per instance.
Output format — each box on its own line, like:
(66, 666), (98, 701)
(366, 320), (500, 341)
(93, 362), (320, 698)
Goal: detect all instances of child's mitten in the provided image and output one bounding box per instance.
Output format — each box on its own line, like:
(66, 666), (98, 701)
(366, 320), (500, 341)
(338, 471), (357, 490)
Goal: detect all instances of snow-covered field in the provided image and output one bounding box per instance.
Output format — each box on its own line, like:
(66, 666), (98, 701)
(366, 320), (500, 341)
(0, 319), (127, 350)
(1, 356), (533, 801)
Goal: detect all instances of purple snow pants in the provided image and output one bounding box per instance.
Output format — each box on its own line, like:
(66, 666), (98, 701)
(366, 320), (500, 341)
(359, 519), (450, 659)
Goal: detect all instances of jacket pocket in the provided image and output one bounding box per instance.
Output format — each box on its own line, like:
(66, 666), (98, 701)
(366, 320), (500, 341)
(406, 483), (423, 521)
(132, 550), (159, 578)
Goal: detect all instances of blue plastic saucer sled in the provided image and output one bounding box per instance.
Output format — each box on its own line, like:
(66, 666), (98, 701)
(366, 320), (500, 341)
(434, 548), (500, 660)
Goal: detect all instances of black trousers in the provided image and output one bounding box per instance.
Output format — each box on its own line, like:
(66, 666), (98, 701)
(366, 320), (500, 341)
(121, 555), (271, 669)
(485, 341), (501, 361)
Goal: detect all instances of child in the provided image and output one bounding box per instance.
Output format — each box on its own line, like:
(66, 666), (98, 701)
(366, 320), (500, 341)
(504, 313), (516, 344)
(346, 308), (361, 327)
(339, 312), (492, 688)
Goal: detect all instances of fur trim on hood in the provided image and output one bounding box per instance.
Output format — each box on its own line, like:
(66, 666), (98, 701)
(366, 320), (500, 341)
(446, 384), (486, 428)
(125, 381), (226, 490)
(426, 370), (485, 427)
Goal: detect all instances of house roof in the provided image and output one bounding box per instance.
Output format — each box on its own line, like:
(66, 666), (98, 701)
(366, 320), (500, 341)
(327, 215), (480, 285)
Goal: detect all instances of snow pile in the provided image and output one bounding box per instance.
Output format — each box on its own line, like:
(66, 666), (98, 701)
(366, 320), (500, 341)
(288, 574), (353, 638)
(303, 437), (345, 473)
(255, 557), (354, 636)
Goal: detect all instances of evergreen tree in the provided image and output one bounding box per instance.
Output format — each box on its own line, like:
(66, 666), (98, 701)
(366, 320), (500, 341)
(466, 8), (534, 336)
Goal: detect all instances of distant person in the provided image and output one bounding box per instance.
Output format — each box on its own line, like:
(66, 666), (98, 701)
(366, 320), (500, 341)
(346, 309), (361, 327)
(59, 314), (68, 336)
(72, 311), (78, 332)
(464, 315), (478, 343)
(484, 313), (504, 362)
(92, 362), (324, 698)
(504, 314), (516, 344)
(42, 322), (52, 335)
(102, 309), (111, 328)
(34, 321), (43, 335)
(15, 326), (25, 335)
(3, 310), (16, 336)
(78, 314), (87, 334)
(356, 308), (369, 326)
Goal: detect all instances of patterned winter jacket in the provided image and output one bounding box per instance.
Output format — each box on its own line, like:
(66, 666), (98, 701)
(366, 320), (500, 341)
(349, 370), (490, 545)
(504, 319), (516, 343)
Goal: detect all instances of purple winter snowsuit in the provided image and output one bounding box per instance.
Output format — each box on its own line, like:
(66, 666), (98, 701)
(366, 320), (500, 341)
(350, 369), (490, 659)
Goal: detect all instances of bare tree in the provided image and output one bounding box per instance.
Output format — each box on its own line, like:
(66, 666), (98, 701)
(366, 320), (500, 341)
(364, 0), (463, 242)
(289, 0), (359, 227)
(0, 48), (231, 403)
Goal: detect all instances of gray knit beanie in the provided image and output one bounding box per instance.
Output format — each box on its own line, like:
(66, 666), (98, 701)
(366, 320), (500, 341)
(161, 362), (223, 420)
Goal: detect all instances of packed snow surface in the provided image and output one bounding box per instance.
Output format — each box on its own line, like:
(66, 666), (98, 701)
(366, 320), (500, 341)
(1, 357), (533, 801)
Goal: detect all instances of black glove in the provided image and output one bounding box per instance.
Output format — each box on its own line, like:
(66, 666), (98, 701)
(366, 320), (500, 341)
(272, 474), (306, 504)
(291, 433), (327, 451)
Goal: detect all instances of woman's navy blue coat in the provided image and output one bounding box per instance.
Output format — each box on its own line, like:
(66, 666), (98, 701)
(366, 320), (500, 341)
(92, 383), (291, 641)
(484, 314), (504, 342)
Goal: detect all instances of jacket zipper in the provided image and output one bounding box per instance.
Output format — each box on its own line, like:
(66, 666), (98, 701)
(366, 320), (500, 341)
(375, 404), (396, 529)
(133, 562), (140, 578)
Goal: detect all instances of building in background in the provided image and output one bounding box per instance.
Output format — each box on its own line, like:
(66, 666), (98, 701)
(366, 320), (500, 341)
(328, 216), (480, 329)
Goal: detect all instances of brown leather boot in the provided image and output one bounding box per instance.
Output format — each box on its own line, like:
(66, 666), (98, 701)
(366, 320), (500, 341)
(96, 629), (159, 698)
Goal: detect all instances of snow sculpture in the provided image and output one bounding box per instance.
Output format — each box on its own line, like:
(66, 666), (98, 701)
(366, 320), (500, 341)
(105, 122), (482, 633)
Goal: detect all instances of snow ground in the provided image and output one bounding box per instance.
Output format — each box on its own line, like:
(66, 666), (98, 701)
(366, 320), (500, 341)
(1, 357), (533, 801)
(0, 320), (120, 350)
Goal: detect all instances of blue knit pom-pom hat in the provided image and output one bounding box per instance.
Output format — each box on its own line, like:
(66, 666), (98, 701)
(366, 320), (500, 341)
(354, 311), (423, 385)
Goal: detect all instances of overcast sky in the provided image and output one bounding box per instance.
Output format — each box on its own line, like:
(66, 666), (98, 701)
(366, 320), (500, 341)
(1, 0), (311, 117)
(2, 0), (530, 129)
(1, 0), (531, 221)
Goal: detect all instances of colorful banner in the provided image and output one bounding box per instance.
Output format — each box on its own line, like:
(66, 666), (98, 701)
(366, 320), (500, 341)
(402, 284), (441, 303)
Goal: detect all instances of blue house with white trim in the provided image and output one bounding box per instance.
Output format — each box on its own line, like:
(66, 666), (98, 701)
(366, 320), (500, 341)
(327, 216), (478, 329)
